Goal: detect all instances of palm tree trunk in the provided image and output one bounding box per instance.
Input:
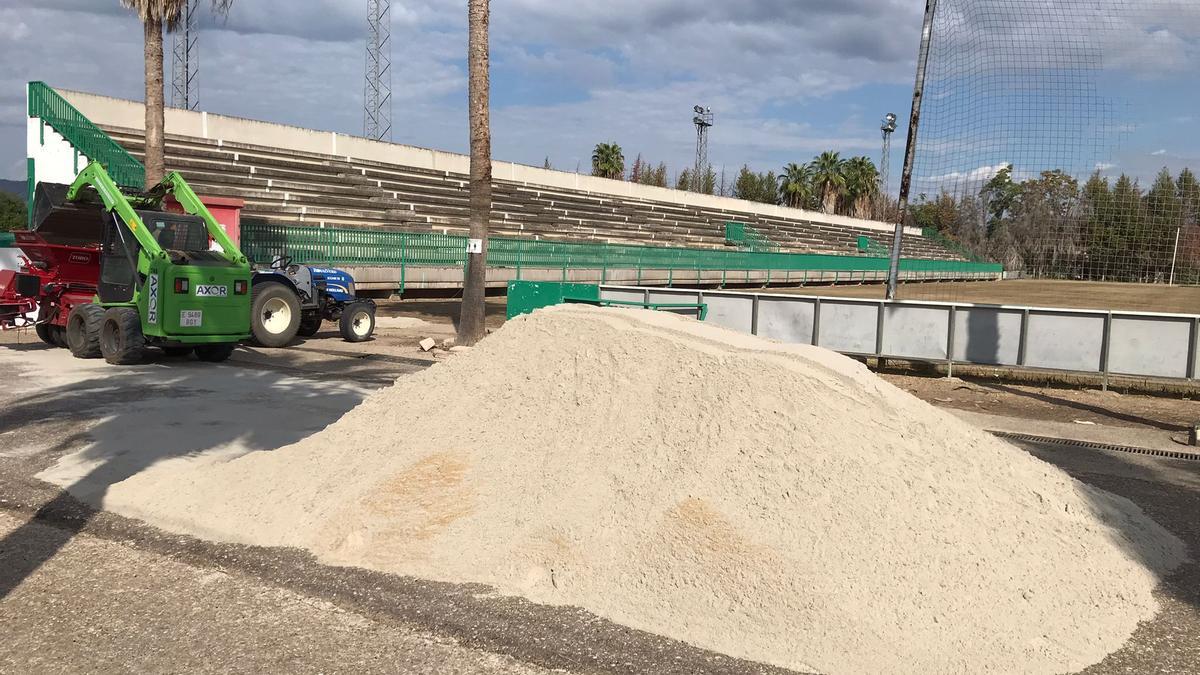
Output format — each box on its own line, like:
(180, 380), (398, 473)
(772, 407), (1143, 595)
(822, 188), (837, 214)
(458, 0), (491, 345)
(143, 15), (165, 188)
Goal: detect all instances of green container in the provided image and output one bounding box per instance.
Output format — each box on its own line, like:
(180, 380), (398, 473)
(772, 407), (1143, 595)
(506, 280), (600, 319)
(0, 232), (14, 248)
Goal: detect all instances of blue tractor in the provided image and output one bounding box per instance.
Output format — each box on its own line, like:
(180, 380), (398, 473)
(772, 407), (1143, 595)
(249, 257), (376, 347)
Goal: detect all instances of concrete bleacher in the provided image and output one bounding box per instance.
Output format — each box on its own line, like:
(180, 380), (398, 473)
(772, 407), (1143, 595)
(98, 126), (963, 263)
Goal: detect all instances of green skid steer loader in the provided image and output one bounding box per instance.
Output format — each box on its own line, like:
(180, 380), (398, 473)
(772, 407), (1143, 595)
(55, 161), (252, 364)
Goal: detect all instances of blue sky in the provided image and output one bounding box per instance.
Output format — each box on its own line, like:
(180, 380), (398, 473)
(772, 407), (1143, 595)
(0, 0), (1197, 198)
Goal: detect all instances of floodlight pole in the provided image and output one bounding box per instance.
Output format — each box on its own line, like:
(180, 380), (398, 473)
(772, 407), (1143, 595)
(170, 0), (200, 110)
(886, 0), (939, 300)
(693, 106), (713, 193)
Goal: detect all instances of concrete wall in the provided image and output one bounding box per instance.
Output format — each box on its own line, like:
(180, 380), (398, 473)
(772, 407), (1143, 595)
(27, 108), (90, 187)
(56, 87), (921, 238)
(600, 286), (1200, 382)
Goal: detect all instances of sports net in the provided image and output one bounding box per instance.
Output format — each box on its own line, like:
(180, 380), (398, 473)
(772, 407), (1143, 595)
(900, 0), (1200, 305)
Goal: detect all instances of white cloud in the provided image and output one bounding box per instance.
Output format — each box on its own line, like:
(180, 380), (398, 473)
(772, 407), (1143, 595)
(920, 163), (1009, 184)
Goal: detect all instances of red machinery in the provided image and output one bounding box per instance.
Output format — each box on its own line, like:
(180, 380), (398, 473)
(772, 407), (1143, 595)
(0, 184), (105, 345)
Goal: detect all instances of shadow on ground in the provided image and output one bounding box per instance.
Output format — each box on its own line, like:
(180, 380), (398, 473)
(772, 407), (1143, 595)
(0, 345), (368, 600)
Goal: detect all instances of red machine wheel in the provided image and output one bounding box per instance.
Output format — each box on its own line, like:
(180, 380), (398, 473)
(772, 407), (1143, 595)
(35, 323), (57, 346)
(66, 305), (104, 359)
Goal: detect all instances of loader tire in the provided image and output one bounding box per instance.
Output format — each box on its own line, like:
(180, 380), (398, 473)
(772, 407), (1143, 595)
(195, 343), (236, 363)
(66, 304), (104, 359)
(161, 346), (194, 358)
(250, 281), (301, 348)
(339, 301), (375, 343)
(100, 307), (145, 365)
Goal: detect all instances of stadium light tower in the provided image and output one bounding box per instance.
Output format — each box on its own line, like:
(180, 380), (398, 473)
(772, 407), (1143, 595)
(693, 105), (714, 192)
(170, 0), (200, 110)
(880, 112), (898, 197)
(364, 0), (393, 141)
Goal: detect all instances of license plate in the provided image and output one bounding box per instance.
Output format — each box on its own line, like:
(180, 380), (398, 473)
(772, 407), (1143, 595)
(180, 310), (203, 327)
(195, 284), (228, 298)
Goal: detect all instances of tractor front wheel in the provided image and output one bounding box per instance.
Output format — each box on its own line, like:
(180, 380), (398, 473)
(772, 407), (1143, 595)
(339, 302), (376, 343)
(195, 343), (236, 363)
(99, 307), (145, 365)
(250, 282), (301, 348)
(66, 304), (104, 359)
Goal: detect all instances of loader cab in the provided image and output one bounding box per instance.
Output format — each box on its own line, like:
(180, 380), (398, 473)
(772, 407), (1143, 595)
(99, 210), (223, 303)
(98, 213), (141, 303)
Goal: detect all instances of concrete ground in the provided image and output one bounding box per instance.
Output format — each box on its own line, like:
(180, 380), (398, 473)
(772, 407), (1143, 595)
(2, 302), (1199, 673)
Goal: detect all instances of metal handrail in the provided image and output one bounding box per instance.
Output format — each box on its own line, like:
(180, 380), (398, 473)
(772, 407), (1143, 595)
(27, 81), (146, 189)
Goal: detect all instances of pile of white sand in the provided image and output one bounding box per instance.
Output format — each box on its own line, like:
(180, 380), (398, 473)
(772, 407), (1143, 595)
(95, 305), (1185, 673)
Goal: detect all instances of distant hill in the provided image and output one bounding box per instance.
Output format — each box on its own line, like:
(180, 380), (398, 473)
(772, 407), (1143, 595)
(0, 179), (25, 200)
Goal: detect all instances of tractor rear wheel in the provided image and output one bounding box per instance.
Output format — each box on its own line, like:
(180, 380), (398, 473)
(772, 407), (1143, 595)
(99, 307), (145, 365)
(49, 326), (68, 348)
(339, 301), (376, 343)
(195, 343), (235, 363)
(250, 281), (301, 348)
(297, 311), (322, 338)
(66, 304), (104, 359)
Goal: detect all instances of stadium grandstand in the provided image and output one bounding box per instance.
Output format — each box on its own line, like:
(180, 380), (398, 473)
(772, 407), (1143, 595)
(26, 84), (998, 292)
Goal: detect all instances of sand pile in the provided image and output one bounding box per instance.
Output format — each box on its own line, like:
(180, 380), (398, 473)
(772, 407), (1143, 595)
(97, 305), (1184, 673)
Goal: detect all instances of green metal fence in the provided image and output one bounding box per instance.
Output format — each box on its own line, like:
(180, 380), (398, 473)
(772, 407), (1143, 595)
(27, 81), (146, 189)
(241, 221), (1003, 282)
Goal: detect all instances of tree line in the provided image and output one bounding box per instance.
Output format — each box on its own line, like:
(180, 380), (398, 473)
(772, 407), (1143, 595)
(575, 143), (892, 220)
(0, 192), (26, 231)
(912, 165), (1200, 282)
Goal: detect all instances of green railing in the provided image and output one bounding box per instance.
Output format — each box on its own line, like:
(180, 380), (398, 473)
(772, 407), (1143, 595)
(724, 221), (779, 253)
(856, 235), (889, 256)
(27, 81), (145, 189)
(242, 221), (1003, 281)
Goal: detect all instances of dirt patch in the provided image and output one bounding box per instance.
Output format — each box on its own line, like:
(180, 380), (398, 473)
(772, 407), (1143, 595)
(888, 373), (1200, 432)
(770, 278), (1200, 313)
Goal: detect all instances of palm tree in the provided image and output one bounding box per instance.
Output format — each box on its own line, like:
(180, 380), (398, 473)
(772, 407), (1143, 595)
(843, 156), (880, 218)
(458, 0), (491, 345)
(778, 162), (814, 209)
(811, 151), (846, 214)
(591, 143), (625, 180)
(121, 1), (233, 188)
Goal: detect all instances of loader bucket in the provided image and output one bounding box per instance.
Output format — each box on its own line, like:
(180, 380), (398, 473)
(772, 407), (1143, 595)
(30, 182), (106, 247)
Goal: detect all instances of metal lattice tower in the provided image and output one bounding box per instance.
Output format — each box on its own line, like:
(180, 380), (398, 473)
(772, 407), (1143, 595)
(879, 112), (897, 197)
(171, 0), (200, 110)
(364, 0), (393, 140)
(692, 105), (713, 192)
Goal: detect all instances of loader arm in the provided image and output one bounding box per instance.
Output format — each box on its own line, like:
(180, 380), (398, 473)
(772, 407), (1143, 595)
(159, 171), (247, 266)
(65, 160), (165, 261)
(65, 161), (247, 266)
